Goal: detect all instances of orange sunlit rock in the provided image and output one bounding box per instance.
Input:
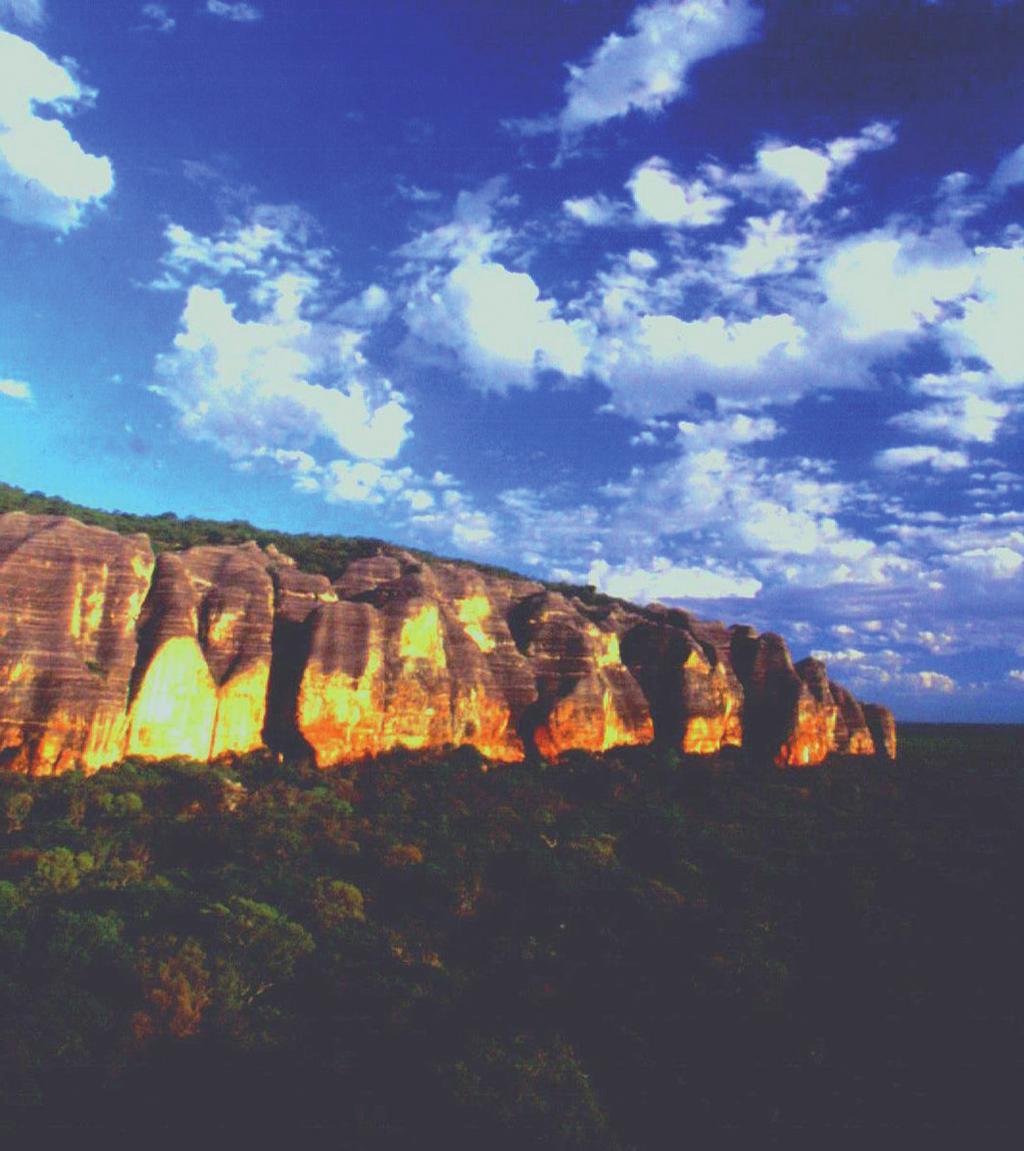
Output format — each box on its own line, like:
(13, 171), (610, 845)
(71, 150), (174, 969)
(620, 613), (743, 755)
(0, 513), (154, 774)
(0, 513), (892, 774)
(515, 594), (653, 759)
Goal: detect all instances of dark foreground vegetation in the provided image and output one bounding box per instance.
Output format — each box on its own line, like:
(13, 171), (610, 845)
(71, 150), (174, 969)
(1, 725), (1021, 1139)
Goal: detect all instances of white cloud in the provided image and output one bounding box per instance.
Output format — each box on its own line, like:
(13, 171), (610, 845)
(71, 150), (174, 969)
(589, 556), (762, 601)
(890, 394), (1010, 444)
(140, 3), (175, 32)
(153, 207), (328, 289)
(948, 546), (1023, 581)
(948, 245), (1024, 383)
(747, 122), (896, 204)
(563, 194), (625, 227)
(821, 227), (976, 341)
(1008, 669), (1024, 685)
(756, 144), (833, 203)
(628, 156), (731, 227)
(875, 445), (971, 472)
(0, 377), (32, 400)
(721, 211), (804, 278)
(0, 29), (114, 231)
(558, 0), (760, 134)
(154, 276), (411, 464)
(395, 180), (441, 204)
(206, 1), (261, 22)
(0, 0), (45, 27)
(332, 283), (392, 325)
(592, 310), (807, 415)
(627, 249), (659, 271)
(405, 256), (587, 390)
(991, 142), (1024, 194)
(322, 459), (408, 504)
(902, 670), (957, 693)
(410, 487), (499, 551)
(397, 179), (512, 264)
(676, 412), (778, 445)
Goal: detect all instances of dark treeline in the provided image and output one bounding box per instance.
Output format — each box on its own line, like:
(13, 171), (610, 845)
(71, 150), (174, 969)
(1, 725), (1021, 1139)
(0, 482), (530, 586)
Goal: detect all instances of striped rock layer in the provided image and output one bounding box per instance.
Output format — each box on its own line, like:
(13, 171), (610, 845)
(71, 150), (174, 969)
(0, 513), (896, 775)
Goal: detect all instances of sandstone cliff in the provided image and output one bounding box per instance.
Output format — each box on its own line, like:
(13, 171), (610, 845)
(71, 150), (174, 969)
(0, 512), (896, 774)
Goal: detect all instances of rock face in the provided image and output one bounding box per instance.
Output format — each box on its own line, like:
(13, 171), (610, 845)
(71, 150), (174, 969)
(124, 545), (276, 762)
(0, 514), (154, 774)
(0, 512), (897, 774)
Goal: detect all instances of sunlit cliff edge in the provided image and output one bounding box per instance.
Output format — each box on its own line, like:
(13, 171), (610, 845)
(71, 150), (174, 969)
(0, 510), (896, 776)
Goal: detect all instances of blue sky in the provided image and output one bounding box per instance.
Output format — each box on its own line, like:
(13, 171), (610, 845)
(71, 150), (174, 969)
(1, 0), (1023, 721)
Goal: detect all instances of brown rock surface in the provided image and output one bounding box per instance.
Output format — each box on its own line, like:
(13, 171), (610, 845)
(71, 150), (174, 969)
(0, 512), (895, 773)
(0, 513), (154, 774)
(864, 703), (897, 759)
(124, 545), (276, 761)
(620, 613), (743, 754)
(732, 629), (835, 766)
(828, 681), (876, 755)
(510, 593), (653, 759)
(297, 556), (541, 764)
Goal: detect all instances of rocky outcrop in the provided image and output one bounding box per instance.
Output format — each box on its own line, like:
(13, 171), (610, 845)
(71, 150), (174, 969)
(0, 513), (154, 774)
(510, 593), (653, 758)
(864, 703), (897, 759)
(0, 512), (897, 774)
(124, 544), (275, 762)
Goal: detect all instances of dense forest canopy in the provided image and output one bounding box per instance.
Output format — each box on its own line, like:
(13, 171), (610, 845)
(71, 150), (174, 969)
(1, 726), (1021, 1137)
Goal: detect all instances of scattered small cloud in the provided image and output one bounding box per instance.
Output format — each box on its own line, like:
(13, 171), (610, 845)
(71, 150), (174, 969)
(140, 3), (176, 33)
(205, 0), (261, 23)
(589, 555), (762, 601)
(628, 156), (731, 227)
(555, 0), (761, 137)
(396, 180), (442, 204)
(874, 445), (971, 472)
(0, 377), (32, 401)
(562, 193), (625, 227)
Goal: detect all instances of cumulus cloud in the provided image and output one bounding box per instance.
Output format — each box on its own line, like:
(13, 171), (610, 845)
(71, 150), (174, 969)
(947, 546), (1023, 581)
(890, 394), (1010, 444)
(0, 377), (32, 401)
(406, 257), (587, 389)
(0, 0), (45, 27)
(948, 245), (1024, 383)
(0, 29), (114, 231)
(589, 556), (762, 601)
(558, 0), (760, 135)
(874, 445), (971, 472)
(747, 122), (896, 204)
(590, 310), (808, 416)
(401, 183), (587, 390)
(154, 277), (411, 464)
(821, 227), (976, 341)
(205, 1), (261, 22)
(628, 156), (731, 227)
